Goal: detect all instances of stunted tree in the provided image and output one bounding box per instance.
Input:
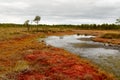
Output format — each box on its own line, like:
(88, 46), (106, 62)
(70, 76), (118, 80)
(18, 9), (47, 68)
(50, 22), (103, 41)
(116, 18), (120, 34)
(24, 20), (30, 32)
(33, 16), (41, 31)
(116, 18), (120, 24)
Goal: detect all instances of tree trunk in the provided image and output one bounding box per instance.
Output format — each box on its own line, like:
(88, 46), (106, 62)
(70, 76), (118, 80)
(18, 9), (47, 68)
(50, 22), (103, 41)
(36, 21), (38, 32)
(27, 25), (30, 32)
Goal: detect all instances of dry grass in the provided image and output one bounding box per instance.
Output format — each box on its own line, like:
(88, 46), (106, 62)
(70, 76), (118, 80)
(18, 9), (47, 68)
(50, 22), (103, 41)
(101, 33), (120, 39)
(0, 27), (27, 41)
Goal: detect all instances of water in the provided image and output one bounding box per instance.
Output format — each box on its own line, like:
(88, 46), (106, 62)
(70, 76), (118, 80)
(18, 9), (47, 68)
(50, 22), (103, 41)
(44, 34), (120, 79)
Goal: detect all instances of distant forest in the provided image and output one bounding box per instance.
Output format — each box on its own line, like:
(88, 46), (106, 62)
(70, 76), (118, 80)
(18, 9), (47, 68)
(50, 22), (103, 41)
(0, 23), (120, 30)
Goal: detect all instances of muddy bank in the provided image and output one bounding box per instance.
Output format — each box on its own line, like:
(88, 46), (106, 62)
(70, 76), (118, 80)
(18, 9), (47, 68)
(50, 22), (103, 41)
(93, 37), (120, 45)
(72, 30), (120, 45)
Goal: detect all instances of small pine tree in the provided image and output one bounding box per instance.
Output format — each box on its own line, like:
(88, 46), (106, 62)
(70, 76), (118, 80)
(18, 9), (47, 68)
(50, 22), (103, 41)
(33, 16), (41, 31)
(24, 20), (30, 32)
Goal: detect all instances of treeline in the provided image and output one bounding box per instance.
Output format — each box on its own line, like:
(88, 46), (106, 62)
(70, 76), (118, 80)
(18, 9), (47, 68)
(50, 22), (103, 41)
(0, 24), (24, 28)
(51, 24), (120, 30)
(0, 23), (120, 30)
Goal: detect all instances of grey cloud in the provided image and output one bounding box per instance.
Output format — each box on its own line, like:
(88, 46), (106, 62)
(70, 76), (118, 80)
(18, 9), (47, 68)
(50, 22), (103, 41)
(0, 0), (120, 24)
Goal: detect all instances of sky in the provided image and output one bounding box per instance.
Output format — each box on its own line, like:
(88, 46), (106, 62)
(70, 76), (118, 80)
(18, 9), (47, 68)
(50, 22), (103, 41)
(0, 0), (120, 24)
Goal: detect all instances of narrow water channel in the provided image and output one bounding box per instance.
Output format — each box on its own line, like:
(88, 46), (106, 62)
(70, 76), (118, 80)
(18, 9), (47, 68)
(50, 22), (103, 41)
(44, 34), (120, 79)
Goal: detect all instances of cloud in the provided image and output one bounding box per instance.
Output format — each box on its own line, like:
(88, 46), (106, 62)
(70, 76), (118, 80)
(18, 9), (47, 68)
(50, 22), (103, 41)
(0, 0), (120, 24)
(0, 2), (29, 9)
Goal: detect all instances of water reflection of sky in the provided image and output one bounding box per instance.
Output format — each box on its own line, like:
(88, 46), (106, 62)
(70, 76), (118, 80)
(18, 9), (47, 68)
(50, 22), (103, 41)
(45, 35), (119, 57)
(45, 35), (94, 48)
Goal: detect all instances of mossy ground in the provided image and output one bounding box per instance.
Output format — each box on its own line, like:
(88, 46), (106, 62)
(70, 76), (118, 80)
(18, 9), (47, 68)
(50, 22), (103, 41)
(0, 27), (118, 80)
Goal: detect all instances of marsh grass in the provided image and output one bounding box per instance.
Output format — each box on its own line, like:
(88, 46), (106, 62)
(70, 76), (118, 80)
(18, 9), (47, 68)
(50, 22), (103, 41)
(101, 33), (120, 39)
(13, 60), (30, 72)
(0, 27), (26, 41)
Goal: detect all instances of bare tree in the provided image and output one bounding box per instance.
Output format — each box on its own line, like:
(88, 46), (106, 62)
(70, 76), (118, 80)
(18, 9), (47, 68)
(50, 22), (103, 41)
(33, 16), (41, 31)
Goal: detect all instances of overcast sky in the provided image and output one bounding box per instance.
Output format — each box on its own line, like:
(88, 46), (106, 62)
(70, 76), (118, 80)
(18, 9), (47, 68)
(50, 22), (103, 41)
(0, 0), (120, 24)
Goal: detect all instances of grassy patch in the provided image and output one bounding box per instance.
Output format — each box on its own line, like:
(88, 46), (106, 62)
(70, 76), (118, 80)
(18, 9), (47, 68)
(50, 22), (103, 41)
(101, 33), (120, 39)
(13, 60), (30, 72)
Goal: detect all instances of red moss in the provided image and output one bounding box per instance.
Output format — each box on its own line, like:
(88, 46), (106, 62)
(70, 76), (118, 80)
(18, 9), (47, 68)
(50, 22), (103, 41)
(17, 71), (45, 80)
(23, 49), (114, 80)
(24, 54), (38, 61)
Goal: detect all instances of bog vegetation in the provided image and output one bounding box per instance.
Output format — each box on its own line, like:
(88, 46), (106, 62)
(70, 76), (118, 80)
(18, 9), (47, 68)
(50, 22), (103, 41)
(0, 23), (120, 41)
(101, 33), (120, 39)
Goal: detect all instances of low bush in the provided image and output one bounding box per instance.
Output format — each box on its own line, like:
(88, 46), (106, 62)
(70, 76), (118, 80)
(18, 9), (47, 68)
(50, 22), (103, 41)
(101, 33), (120, 39)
